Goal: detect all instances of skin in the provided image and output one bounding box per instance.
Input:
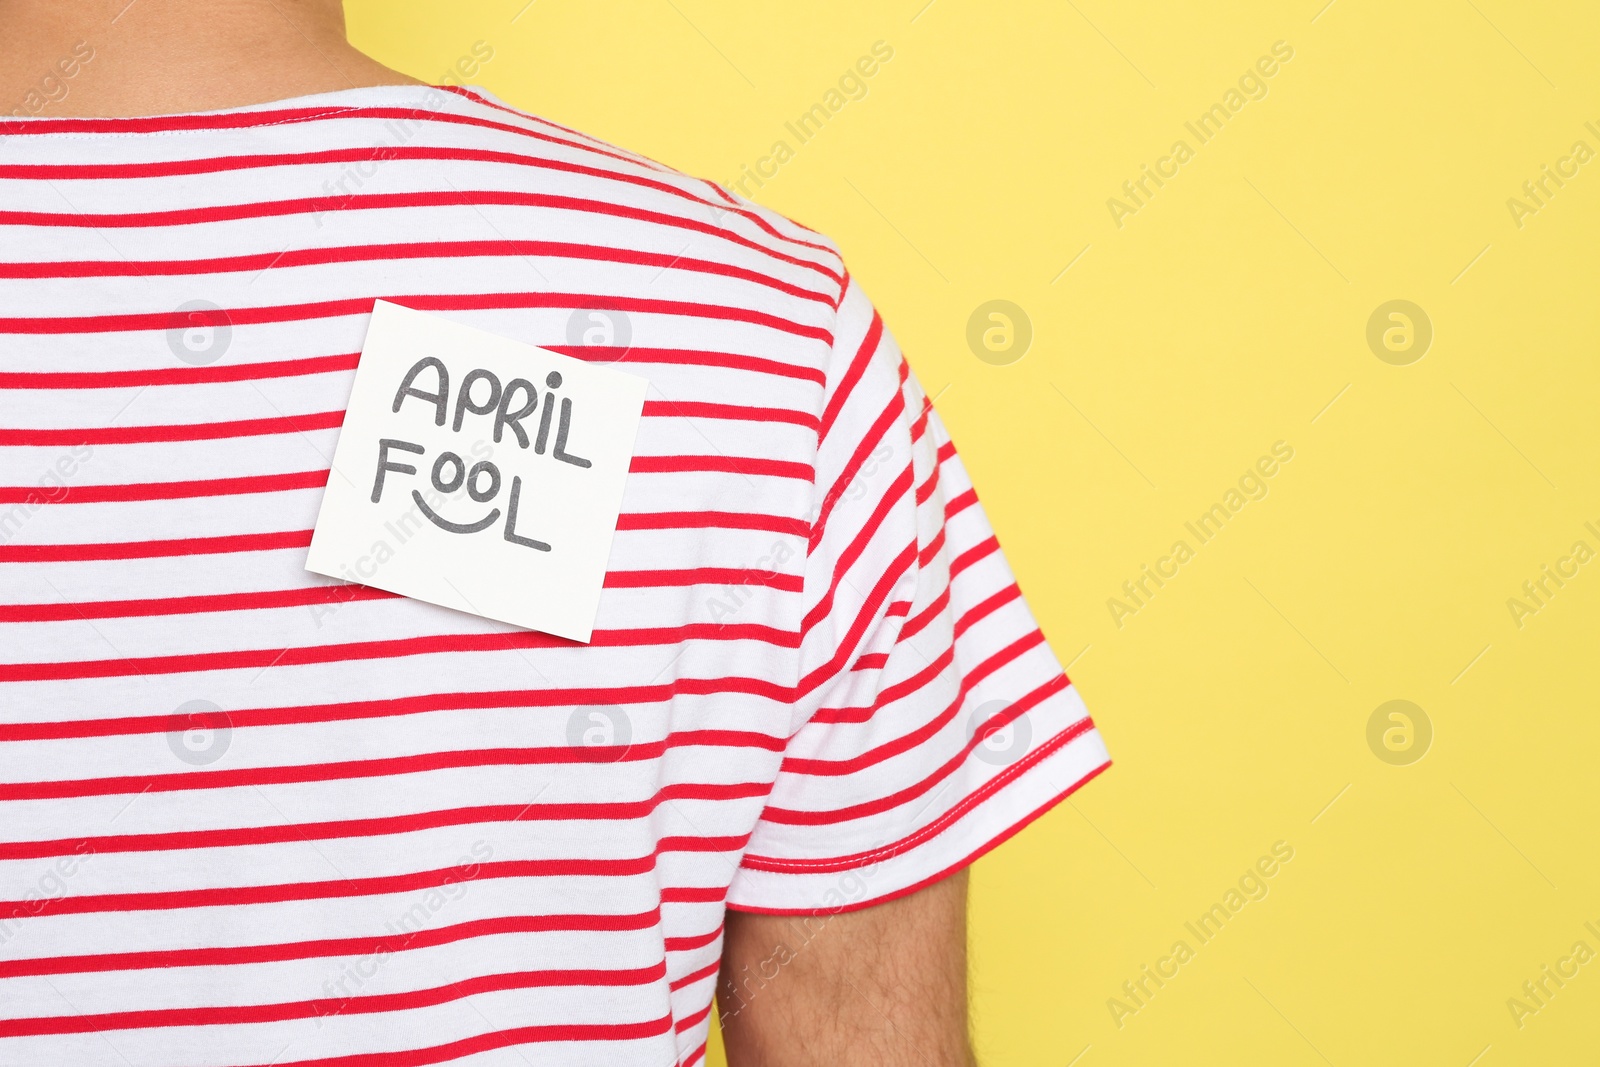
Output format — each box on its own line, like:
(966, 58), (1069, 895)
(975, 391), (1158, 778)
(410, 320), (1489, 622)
(0, 0), (418, 119)
(720, 871), (978, 1066)
(0, 3), (982, 1062)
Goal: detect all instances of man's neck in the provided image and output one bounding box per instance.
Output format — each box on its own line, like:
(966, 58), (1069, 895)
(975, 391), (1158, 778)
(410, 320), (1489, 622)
(0, 0), (419, 119)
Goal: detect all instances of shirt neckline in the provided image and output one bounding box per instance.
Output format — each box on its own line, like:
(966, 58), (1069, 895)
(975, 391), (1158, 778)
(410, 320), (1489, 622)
(0, 83), (493, 132)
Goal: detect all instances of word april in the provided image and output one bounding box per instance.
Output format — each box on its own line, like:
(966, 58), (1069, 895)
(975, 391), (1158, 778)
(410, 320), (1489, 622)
(373, 357), (595, 551)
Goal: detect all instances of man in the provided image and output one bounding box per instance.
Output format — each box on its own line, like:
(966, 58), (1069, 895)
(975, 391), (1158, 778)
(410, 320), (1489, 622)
(0, 2), (1110, 1064)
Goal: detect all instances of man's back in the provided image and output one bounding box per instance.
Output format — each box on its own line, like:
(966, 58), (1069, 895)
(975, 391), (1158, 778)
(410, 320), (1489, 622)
(0, 83), (1106, 1065)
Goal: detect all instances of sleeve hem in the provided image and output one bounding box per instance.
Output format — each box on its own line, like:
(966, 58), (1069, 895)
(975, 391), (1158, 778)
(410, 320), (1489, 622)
(744, 697), (1091, 872)
(725, 725), (1112, 917)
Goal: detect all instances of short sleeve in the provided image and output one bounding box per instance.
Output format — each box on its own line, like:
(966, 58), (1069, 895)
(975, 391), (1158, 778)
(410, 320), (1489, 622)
(725, 275), (1112, 915)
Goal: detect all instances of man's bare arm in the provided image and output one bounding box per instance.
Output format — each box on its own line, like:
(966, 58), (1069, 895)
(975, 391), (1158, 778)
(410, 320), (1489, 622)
(717, 870), (977, 1067)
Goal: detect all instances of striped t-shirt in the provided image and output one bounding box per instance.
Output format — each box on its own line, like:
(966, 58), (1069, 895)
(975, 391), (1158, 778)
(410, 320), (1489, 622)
(0, 84), (1110, 1067)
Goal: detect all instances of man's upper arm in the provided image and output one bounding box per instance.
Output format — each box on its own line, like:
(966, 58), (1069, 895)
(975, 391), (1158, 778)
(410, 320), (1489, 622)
(718, 870), (975, 1067)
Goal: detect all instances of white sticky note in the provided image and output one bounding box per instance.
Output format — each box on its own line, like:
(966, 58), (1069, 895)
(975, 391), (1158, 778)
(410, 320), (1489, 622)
(306, 300), (648, 643)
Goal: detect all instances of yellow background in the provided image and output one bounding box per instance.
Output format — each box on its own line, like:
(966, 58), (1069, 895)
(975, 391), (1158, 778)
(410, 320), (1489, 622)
(348, 2), (1600, 1063)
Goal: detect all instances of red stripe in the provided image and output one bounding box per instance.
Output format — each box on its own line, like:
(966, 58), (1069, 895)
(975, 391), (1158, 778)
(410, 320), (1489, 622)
(0, 410), (345, 447)
(795, 541), (918, 699)
(669, 957), (722, 993)
(0, 784), (766, 861)
(0, 583), (395, 622)
(817, 309), (884, 443)
(0, 687), (786, 743)
(549, 345), (824, 385)
(0, 469), (326, 505)
(0, 623), (801, 683)
(811, 582), (1026, 727)
(813, 645), (953, 727)
(0, 352), (360, 390)
(900, 585), (951, 644)
(254, 1015), (676, 1067)
(0, 346), (825, 390)
(0, 748), (774, 806)
(629, 454), (811, 480)
(819, 466), (913, 610)
(915, 454), (942, 505)
(812, 579), (1011, 729)
(0, 512), (804, 562)
(0, 843), (739, 919)
(953, 583), (1022, 637)
(850, 651), (890, 671)
(0, 731), (786, 801)
(641, 398), (819, 430)
(944, 486), (979, 520)
(675, 1001), (714, 1033)
(0, 529), (312, 563)
(0, 909), (662, 980)
(660, 886), (727, 904)
(0, 962), (670, 1038)
(0, 290), (831, 343)
(0, 857), (655, 918)
(663, 925), (724, 953)
(0, 566), (796, 617)
(950, 535), (1001, 578)
(441, 85), (628, 141)
(615, 510), (807, 536)
(0, 744), (670, 801)
(0, 237), (833, 305)
(808, 390), (906, 551)
(604, 567), (801, 592)
(909, 390), (934, 441)
(0, 189), (841, 287)
(800, 463), (913, 635)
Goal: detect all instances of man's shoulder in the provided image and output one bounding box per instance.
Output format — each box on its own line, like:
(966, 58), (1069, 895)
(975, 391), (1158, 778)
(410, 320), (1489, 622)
(407, 85), (847, 298)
